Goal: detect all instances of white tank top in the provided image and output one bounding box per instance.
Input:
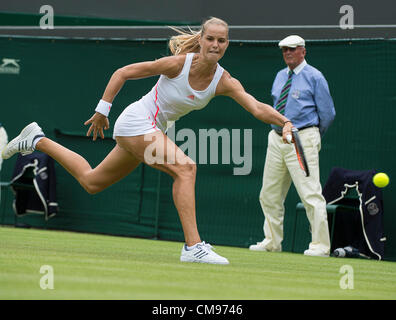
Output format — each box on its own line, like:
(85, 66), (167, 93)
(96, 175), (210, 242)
(139, 53), (224, 131)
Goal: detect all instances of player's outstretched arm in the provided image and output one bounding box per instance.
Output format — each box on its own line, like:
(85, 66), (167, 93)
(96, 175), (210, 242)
(216, 71), (293, 142)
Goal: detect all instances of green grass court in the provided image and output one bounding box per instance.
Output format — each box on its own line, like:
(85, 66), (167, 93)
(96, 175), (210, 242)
(0, 226), (395, 300)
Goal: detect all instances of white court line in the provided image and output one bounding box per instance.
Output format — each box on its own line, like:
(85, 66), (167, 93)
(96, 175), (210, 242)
(0, 24), (396, 30)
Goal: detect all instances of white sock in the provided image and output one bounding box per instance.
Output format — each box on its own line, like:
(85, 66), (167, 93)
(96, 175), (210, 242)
(32, 136), (44, 149)
(186, 242), (202, 250)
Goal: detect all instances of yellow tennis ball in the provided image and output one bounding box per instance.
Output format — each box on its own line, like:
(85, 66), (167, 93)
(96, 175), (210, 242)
(373, 173), (389, 188)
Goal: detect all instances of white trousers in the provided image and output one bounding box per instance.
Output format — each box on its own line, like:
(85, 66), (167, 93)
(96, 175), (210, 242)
(259, 127), (330, 254)
(0, 126), (8, 171)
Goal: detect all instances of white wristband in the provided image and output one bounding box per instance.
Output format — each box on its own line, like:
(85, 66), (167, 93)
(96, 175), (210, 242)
(95, 99), (112, 117)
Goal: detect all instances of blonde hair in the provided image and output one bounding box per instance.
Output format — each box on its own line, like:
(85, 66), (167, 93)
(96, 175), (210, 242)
(168, 17), (228, 55)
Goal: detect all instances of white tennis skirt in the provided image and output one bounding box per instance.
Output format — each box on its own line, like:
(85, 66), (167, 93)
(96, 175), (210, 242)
(113, 101), (162, 139)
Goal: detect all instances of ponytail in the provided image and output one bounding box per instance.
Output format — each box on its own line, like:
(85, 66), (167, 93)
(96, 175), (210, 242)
(168, 27), (201, 56)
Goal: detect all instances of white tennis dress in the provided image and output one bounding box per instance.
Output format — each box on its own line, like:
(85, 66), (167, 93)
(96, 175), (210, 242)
(113, 53), (224, 138)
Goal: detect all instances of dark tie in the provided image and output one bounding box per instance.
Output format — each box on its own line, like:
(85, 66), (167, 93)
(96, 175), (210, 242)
(275, 70), (293, 115)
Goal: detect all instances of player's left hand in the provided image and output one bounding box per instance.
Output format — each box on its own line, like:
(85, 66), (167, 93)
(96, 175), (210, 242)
(84, 112), (110, 141)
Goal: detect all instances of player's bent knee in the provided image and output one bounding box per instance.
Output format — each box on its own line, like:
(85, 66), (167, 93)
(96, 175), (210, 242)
(80, 179), (104, 195)
(83, 184), (101, 195)
(175, 162), (197, 179)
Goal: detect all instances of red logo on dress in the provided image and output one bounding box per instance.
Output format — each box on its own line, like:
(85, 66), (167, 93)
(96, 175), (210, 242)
(187, 95), (195, 100)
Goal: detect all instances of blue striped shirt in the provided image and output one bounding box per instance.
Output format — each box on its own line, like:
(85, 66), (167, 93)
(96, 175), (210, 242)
(271, 60), (335, 137)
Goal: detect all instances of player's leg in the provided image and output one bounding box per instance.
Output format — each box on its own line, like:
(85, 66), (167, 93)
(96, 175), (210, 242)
(2, 122), (141, 194)
(116, 132), (229, 264)
(117, 132), (199, 245)
(36, 138), (141, 194)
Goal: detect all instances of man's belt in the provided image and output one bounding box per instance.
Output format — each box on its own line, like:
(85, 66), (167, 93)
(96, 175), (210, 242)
(274, 125), (318, 136)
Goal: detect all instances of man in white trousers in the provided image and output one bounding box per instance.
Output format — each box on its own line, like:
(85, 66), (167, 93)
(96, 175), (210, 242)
(250, 35), (336, 257)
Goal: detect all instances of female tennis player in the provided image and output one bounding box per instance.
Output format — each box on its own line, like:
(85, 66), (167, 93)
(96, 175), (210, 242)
(2, 17), (293, 265)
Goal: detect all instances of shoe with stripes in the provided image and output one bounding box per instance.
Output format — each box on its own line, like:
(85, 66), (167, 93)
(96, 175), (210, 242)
(2, 122), (45, 159)
(180, 241), (229, 265)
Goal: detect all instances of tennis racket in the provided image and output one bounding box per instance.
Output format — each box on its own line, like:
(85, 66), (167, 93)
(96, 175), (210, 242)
(291, 127), (310, 177)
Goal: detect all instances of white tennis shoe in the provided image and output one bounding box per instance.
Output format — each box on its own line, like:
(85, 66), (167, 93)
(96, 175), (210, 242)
(249, 240), (270, 251)
(249, 240), (281, 252)
(1, 122), (45, 159)
(180, 241), (229, 265)
(304, 249), (329, 257)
